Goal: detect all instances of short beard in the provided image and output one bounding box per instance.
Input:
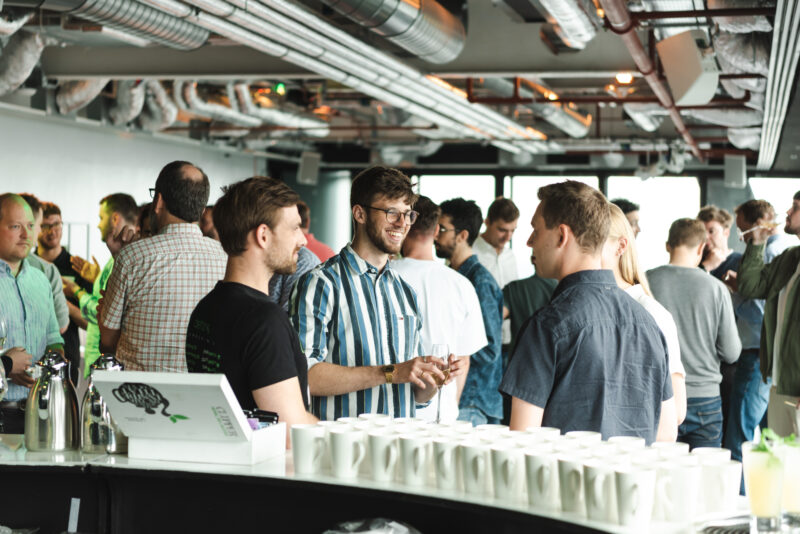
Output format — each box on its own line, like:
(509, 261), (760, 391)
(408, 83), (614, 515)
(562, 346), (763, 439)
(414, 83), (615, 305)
(366, 220), (401, 255)
(268, 249), (298, 276)
(434, 244), (452, 260)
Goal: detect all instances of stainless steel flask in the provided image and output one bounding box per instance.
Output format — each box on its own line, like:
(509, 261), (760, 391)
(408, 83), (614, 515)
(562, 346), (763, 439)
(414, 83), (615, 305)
(81, 354), (128, 454)
(24, 351), (80, 451)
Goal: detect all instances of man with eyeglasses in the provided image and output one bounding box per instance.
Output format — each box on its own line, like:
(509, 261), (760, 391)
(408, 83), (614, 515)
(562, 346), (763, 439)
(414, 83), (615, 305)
(99, 161), (227, 373)
(291, 166), (463, 420)
(36, 201), (90, 384)
(435, 198), (503, 426)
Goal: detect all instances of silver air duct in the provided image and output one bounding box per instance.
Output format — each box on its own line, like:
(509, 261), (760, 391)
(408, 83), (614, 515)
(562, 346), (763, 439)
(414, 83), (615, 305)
(232, 83), (330, 137)
(537, 0), (602, 49)
(728, 127), (761, 150)
(109, 80), (146, 125)
(320, 0), (465, 64)
(4, 0), (209, 49)
(683, 107), (764, 128)
(623, 102), (665, 132)
(714, 31), (770, 77)
(182, 81), (262, 127)
(0, 11), (32, 35)
(0, 31), (47, 97)
(480, 78), (592, 138)
(139, 80), (178, 131)
(707, 0), (772, 33)
(56, 78), (110, 114)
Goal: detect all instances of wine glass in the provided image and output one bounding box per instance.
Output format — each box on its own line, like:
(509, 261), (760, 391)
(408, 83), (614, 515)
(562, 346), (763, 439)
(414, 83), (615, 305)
(430, 344), (450, 424)
(0, 314), (8, 401)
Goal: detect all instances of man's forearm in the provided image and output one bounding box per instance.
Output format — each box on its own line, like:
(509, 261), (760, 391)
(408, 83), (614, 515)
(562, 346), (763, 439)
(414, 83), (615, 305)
(99, 324), (121, 354)
(308, 361), (385, 396)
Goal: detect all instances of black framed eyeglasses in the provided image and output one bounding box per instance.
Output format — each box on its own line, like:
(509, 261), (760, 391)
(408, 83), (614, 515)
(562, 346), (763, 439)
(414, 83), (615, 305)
(149, 187), (157, 199)
(437, 224), (456, 234)
(365, 206), (419, 225)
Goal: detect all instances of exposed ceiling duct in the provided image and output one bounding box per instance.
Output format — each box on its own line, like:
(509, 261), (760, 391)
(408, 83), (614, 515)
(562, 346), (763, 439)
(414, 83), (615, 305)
(181, 80), (262, 127)
(713, 31), (770, 77)
(232, 83), (330, 137)
(0, 11), (31, 35)
(537, 0), (602, 50)
(320, 0), (466, 64)
(479, 77), (592, 138)
(5, 0), (209, 49)
(0, 31), (48, 97)
(707, 0), (772, 33)
(109, 80), (146, 125)
(56, 78), (109, 114)
(636, 0), (707, 40)
(716, 55), (766, 93)
(683, 107), (764, 128)
(728, 127), (761, 150)
(378, 141), (443, 165)
(139, 80), (177, 131)
(623, 102), (664, 132)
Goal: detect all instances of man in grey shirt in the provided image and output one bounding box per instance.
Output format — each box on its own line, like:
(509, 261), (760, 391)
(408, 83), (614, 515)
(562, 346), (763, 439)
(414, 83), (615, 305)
(648, 218), (741, 449)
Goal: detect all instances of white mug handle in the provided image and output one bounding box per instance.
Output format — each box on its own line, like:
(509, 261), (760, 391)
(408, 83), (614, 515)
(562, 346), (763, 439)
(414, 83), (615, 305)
(312, 436), (325, 467)
(627, 482), (640, 513)
(473, 453), (485, 481)
(569, 468), (581, 494)
(413, 446), (424, 473)
(503, 457), (515, 487)
(385, 443), (397, 473)
(352, 440), (365, 470)
(657, 477), (672, 517)
(437, 448), (453, 480)
(591, 474), (606, 510)
(537, 463), (550, 494)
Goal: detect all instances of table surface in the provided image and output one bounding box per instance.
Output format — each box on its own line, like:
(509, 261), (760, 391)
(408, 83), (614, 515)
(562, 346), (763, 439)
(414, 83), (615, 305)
(0, 434), (750, 534)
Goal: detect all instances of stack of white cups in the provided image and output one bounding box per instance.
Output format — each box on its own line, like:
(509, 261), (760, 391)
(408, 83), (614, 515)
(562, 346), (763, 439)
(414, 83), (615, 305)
(290, 418), (743, 529)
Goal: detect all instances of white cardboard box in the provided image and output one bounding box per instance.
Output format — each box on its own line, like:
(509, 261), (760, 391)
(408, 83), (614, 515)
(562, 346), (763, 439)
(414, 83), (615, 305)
(93, 371), (285, 465)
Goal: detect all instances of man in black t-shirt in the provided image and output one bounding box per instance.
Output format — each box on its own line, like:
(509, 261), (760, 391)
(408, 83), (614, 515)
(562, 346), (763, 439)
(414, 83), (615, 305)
(186, 176), (317, 448)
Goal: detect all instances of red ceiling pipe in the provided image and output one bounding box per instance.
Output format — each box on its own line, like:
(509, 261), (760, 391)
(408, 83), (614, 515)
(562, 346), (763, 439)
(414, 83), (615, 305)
(600, 0), (704, 161)
(629, 7), (774, 21)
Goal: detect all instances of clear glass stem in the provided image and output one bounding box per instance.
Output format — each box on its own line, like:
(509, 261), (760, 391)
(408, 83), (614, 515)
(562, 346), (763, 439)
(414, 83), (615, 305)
(435, 387), (443, 424)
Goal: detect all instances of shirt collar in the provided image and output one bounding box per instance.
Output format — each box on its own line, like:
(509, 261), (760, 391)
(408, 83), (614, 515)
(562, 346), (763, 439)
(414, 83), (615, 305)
(458, 254), (480, 274)
(0, 256), (29, 278)
(341, 243), (386, 277)
(552, 269), (617, 300)
(158, 223), (203, 236)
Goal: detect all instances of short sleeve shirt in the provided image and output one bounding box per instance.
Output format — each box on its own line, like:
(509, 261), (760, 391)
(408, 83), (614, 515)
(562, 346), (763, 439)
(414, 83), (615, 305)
(186, 282), (309, 412)
(500, 270), (672, 443)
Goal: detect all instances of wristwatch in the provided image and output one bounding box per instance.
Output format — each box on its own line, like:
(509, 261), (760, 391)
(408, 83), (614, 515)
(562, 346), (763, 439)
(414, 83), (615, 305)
(381, 364), (395, 384)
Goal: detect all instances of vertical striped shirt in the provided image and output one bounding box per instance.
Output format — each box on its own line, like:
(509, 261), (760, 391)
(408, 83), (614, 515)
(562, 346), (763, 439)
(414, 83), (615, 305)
(290, 244), (423, 420)
(0, 258), (63, 401)
(101, 224), (227, 372)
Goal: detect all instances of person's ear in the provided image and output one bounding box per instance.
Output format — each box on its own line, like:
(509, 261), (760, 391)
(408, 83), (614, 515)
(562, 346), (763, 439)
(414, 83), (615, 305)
(456, 229), (469, 244)
(111, 213), (121, 226)
(352, 205), (367, 225)
(557, 224), (569, 248)
(665, 242), (671, 254)
(617, 236), (629, 257)
(696, 241), (705, 256)
(254, 223), (270, 249)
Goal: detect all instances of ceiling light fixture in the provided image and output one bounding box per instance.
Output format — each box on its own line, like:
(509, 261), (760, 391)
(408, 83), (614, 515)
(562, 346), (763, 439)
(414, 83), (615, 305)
(615, 72), (634, 85)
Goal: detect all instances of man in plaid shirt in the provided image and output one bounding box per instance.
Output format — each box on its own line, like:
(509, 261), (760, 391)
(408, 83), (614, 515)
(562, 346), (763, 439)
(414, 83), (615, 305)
(99, 161), (227, 372)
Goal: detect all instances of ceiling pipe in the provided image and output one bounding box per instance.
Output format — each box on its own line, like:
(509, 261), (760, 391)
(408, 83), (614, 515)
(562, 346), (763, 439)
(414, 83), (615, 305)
(626, 7), (775, 22)
(0, 31), (48, 97)
(0, 11), (32, 35)
(599, 0), (703, 161)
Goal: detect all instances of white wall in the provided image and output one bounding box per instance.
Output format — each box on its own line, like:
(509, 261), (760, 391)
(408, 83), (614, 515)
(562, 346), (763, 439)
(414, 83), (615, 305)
(0, 103), (264, 265)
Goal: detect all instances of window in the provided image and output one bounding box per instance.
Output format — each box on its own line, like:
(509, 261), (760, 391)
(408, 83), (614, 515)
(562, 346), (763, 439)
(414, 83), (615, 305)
(506, 176), (599, 278)
(607, 176), (701, 271)
(416, 175), (496, 219)
(748, 177), (800, 220)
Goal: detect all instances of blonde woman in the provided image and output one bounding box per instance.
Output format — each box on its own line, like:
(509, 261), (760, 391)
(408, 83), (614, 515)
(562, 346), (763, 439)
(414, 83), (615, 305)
(601, 203), (687, 439)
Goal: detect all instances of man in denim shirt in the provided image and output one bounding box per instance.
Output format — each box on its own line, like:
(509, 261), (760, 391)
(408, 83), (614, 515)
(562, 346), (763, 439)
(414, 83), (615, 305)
(436, 198), (503, 426)
(501, 182), (675, 443)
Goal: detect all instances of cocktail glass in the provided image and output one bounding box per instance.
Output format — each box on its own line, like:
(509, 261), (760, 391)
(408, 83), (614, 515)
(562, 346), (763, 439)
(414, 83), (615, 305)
(742, 440), (785, 533)
(783, 443), (800, 527)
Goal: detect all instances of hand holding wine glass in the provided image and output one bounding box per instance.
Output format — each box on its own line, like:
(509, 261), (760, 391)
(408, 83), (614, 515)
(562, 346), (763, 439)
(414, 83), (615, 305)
(431, 344), (450, 424)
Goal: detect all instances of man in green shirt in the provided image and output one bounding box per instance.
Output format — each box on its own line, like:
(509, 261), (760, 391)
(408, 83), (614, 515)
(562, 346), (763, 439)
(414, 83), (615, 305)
(736, 190), (800, 437)
(502, 252), (557, 349)
(63, 193), (138, 376)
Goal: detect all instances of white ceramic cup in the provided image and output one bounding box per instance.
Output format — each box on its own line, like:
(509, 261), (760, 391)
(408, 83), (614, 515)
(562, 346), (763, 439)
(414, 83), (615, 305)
(650, 441), (690, 458)
(399, 433), (431, 487)
(700, 459), (742, 515)
(460, 441), (491, 497)
(329, 427), (366, 479)
(558, 453), (588, 516)
(491, 444), (524, 502)
(608, 436), (646, 450)
(583, 459), (618, 524)
(615, 466), (656, 528)
(368, 429), (398, 483)
(526, 426), (562, 441)
(359, 413), (390, 423)
(336, 416), (359, 426)
(564, 430), (603, 446)
(691, 447), (731, 463)
(291, 424), (326, 475)
(433, 437), (460, 491)
(525, 445), (560, 512)
(653, 459), (701, 523)
(475, 423), (510, 434)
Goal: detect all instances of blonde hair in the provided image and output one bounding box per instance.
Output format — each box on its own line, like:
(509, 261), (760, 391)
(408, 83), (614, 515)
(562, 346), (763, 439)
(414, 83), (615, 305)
(608, 203), (652, 296)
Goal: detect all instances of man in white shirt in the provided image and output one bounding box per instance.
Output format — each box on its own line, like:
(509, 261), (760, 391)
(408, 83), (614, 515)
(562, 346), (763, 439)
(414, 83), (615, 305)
(393, 196), (488, 422)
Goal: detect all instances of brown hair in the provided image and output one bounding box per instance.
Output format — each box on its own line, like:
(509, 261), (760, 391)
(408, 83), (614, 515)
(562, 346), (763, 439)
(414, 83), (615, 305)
(537, 181), (610, 253)
(41, 201), (61, 218)
(297, 201), (310, 229)
(408, 195), (441, 236)
(213, 176), (300, 256)
(350, 166), (418, 208)
(735, 199), (775, 225)
(101, 193), (139, 225)
(697, 205), (733, 228)
(486, 197), (519, 223)
(667, 218), (707, 249)
(19, 193), (41, 216)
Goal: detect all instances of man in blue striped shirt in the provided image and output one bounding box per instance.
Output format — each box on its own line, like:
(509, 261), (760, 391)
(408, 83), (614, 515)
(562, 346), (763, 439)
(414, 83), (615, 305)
(291, 167), (463, 420)
(0, 194), (64, 434)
